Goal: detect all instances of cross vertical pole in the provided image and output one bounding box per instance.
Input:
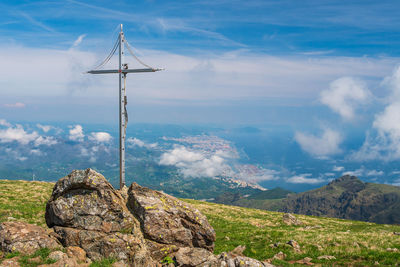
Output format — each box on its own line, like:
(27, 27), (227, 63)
(119, 24), (126, 189)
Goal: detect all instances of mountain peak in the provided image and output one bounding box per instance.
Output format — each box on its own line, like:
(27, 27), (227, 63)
(328, 175), (365, 191)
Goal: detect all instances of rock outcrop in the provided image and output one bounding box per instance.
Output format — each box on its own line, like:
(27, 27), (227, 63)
(0, 221), (61, 255)
(127, 182), (215, 251)
(1, 168), (275, 267)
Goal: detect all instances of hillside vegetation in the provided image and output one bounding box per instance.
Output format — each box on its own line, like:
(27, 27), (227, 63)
(1, 179), (400, 266)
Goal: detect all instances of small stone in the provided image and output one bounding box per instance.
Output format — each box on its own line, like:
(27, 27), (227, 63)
(231, 245), (246, 256)
(48, 251), (67, 262)
(224, 236), (230, 241)
(289, 257), (314, 265)
(287, 240), (301, 253)
(317, 255), (336, 260)
(6, 217), (16, 221)
(273, 251), (286, 260)
(374, 261), (380, 265)
(66, 246), (86, 262)
(282, 213), (303, 226)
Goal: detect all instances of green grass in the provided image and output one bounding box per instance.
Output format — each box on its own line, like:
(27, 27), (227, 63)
(0, 180), (54, 227)
(184, 199), (400, 266)
(1, 179), (400, 266)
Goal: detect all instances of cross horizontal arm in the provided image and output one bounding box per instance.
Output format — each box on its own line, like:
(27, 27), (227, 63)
(87, 68), (163, 74)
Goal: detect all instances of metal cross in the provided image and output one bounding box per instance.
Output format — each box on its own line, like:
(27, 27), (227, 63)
(87, 24), (162, 189)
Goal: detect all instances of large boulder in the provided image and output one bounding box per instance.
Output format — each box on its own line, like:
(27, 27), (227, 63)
(45, 169), (138, 234)
(45, 169), (154, 266)
(0, 221), (61, 255)
(127, 182), (216, 251)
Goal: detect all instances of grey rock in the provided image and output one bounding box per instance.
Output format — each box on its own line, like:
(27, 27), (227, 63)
(128, 182), (216, 251)
(0, 221), (61, 255)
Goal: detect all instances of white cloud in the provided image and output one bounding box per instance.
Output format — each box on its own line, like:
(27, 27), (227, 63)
(159, 145), (231, 178)
(333, 165), (344, 172)
(0, 43), (397, 102)
(30, 149), (43, 156)
(0, 119), (11, 127)
(366, 170), (384, 176)
(295, 128), (342, 157)
(286, 174), (324, 184)
(69, 125), (84, 142)
(34, 136), (58, 146)
(72, 34), (86, 47)
(3, 102), (25, 108)
(16, 156), (28, 161)
(127, 137), (157, 148)
(36, 124), (53, 133)
(234, 165), (279, 182)
(320, 77), (370, 120)
(0, 125), (39, 145)
(89, 132), (112, 143)
(351, 66), (400, 161)
(343, 169), (364, 177)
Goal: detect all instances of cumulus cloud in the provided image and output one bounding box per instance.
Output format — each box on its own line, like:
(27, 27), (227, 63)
(89, 132), (112, 143)
(0, 124), (39, 145)
(295, 128), (342, 157)
(320, 77), (370, 120)
(333, 165), (344, 172)
(159, 145), (231, 178)
(34, 136), (58, 146)
(30, 149), (43, 156)
(351, 66), (400, 161)
(234, 165), (279, 182)
(36, 124), (53, 133)
(69, 125), (84, 141)
(0, 119), (11, 127)
(127, 137), (157, 148)
(342, 168), (383, 178)
(366, 170), (384, 176)
(286, 174), (324, 184)
(343, 169), (364, 177)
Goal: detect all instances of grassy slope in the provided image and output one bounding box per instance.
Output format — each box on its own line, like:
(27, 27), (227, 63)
(1, 180), (400, 266)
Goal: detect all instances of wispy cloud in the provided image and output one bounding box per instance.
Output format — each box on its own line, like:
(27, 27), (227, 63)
(3, 102), (25, 108)
(286, 174), (324, 184)
(17, 11), (57, 33)
(72, 34), (86, 48)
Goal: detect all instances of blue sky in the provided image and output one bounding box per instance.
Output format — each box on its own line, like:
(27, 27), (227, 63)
(2, 0), (400, 184)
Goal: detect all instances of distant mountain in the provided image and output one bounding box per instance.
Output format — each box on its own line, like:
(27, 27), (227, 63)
(280, 175), (400, 224)
(213, 187), (293, 211)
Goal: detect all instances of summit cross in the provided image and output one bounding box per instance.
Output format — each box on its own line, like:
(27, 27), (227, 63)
(87, 24), (163, 189)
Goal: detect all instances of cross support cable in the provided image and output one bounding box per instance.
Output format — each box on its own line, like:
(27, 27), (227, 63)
(87, 24), (163, 189)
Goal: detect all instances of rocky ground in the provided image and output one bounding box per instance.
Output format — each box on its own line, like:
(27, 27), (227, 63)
(0, 169), (275, 266)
